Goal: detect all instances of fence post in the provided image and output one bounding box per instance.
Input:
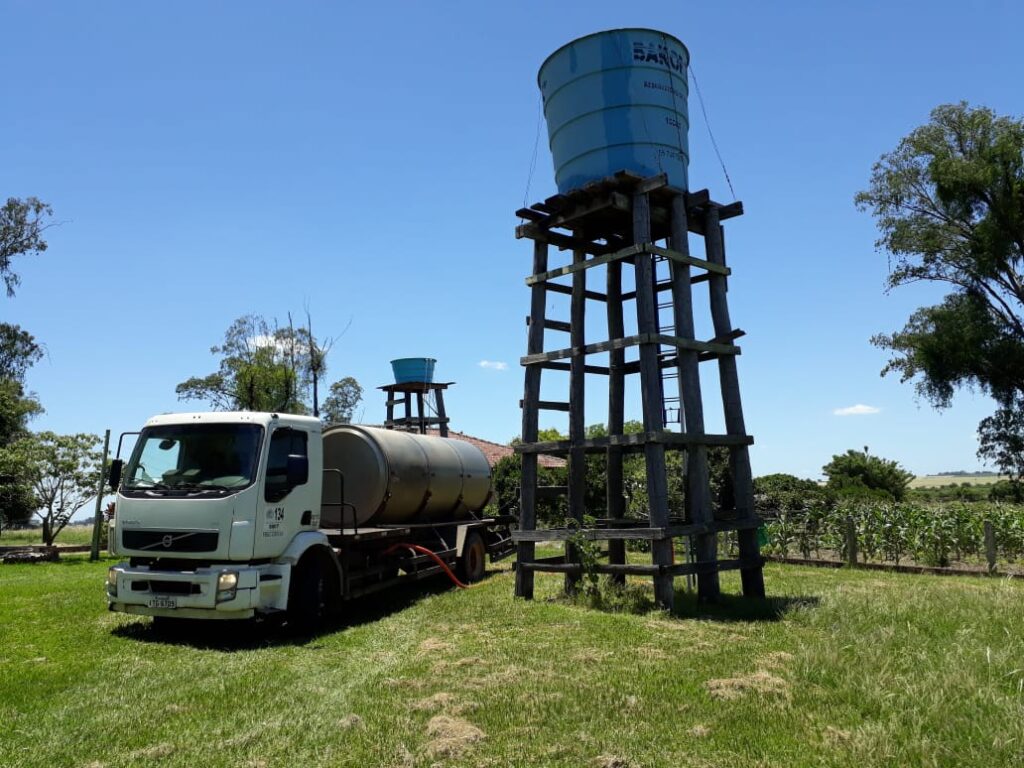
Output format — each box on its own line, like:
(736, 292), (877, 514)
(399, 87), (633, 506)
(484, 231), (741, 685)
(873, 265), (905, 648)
(844, 515), (858, 567)
(983, 520), (997, 575)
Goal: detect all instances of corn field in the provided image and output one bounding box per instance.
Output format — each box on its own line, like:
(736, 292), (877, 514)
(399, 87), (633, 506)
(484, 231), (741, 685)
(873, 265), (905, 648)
(757, 502), (1024, 568)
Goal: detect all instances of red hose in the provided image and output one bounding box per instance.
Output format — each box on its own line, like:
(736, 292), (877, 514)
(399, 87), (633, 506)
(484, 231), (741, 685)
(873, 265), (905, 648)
(382, 543), (470, 589)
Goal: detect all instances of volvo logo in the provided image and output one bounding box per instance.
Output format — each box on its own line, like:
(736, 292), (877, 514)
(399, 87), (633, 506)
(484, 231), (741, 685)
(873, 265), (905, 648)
(138, 530), (203, 551)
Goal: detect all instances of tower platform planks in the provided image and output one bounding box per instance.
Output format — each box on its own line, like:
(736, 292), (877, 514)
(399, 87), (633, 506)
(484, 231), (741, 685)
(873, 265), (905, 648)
(513, 170), (766, 609)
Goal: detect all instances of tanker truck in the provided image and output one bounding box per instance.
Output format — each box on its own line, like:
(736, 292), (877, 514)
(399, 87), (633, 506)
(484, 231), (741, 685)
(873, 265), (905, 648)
(104, 411), (514, 630)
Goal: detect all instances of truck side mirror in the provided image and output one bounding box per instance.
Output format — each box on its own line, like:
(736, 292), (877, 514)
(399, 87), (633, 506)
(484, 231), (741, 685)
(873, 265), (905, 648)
(286, 455), (308, 487)
(108, 459), (123, 491)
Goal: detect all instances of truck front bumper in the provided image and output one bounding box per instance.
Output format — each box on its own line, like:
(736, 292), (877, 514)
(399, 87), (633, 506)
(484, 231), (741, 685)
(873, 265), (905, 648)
(106, 562), (288, 620)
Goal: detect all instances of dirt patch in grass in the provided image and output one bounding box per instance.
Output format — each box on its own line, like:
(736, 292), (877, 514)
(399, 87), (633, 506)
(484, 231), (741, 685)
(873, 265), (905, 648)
(384, 676), (428, 691)
(637, 644), (668, 660)
(689, 724), (711, 738)
(424, 715), (485, 758)
(645, 618), (697, 633)
(411, 692), (477, 716)
(705, 671), (790, 701)
(757, 651), (795, 669)
(412, 692), (457, 710)
(464, 664), (546, 690)
(128, 743), (175, 760)
(338, 714), (364, 729)
(573, 648), (612, 662)
(594, 755), (633, 768)
(431, 655), (486, 673)
(823, 725), (853, 746)
(418, 637), (453, 654)
(389, 744), (416, 768)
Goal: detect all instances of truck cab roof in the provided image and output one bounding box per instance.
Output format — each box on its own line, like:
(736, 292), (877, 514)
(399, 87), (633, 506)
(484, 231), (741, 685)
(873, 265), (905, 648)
(142, 412), (323, 431)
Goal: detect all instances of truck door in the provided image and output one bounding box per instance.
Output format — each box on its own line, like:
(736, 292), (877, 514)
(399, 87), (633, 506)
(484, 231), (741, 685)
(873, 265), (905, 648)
(254, 426), (318, 559)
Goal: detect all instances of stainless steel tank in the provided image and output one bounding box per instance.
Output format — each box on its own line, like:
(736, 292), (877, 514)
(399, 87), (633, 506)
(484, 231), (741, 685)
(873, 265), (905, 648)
(320, 425), (492, 527)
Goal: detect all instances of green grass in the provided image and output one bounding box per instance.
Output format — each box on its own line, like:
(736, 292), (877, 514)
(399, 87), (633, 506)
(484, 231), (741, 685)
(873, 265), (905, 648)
(2, 559), (1023, 767)
(0, 524), (95, 546)
(910, 474), (1006, 488)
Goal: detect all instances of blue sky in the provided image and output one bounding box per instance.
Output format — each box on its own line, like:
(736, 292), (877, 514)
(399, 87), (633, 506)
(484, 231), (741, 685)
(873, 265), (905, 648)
(3, 1), (1021, 479)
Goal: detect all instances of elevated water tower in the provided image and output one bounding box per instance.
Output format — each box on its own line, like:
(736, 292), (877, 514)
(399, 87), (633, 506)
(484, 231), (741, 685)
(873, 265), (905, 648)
(513, 28), (765, 609)
(380, 357), (451, 437)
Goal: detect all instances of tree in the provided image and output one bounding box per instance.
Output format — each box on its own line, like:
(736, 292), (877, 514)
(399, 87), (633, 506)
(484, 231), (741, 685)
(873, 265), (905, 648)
(977, 406), (1024, 481)
(303, 308), (351, 417)
(0, 324), (43, 382)
(12, 432), (101, 545)
(822, 449), (914, 501)
(321, 377), (363, 424)
(856, 102), (1024, 479)
(1, 197), (52, 298)
(0, 378), (42, 446)
(176, 314), (308, 413)
(0, 440), (38, 529)
(0, 326), (44, 529)
(177, 313), (350, 415)
(0, 197), (50, 531)
(489, 453), (567, 525)
(754, 473), (834, 514)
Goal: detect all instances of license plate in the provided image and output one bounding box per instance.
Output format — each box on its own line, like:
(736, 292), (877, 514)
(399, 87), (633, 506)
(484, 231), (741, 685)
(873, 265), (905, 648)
(148, 596), (177, 609)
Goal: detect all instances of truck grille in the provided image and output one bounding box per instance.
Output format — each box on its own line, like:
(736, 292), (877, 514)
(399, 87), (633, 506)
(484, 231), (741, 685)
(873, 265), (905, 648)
(121, 529), (219, 553)
(131, 580), (201, 595)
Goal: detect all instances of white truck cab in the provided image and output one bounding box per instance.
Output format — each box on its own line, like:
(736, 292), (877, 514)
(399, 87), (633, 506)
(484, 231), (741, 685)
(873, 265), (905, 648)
(106, 411), (329, 621)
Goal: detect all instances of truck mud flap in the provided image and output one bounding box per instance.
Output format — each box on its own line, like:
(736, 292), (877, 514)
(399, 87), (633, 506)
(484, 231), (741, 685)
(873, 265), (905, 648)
(485, 527), (515, 562)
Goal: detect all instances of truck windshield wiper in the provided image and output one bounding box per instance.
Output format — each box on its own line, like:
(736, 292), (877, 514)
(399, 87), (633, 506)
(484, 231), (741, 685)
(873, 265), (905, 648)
(171, 482), (232, 492)
(126, 481), (172, 490)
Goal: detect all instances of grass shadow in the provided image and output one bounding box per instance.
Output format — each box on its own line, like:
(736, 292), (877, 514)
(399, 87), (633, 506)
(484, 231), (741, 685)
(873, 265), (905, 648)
(556, 579), (819, 623)
(110, 571), (495, 651)
(671, 590), (820, 623)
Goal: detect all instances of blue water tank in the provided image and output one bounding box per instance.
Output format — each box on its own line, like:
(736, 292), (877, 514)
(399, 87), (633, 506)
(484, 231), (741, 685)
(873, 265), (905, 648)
(391, 357), (436, 384)
(538, 28), (690, 194)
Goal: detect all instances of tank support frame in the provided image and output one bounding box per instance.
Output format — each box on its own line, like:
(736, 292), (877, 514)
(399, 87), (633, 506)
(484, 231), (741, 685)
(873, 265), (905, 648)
(513, 170), (765, 610)
(380, 381), (451, 436)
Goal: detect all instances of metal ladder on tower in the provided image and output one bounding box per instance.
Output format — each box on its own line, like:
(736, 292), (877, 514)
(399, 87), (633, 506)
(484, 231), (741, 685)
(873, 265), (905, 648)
(653, 250), (681, 426)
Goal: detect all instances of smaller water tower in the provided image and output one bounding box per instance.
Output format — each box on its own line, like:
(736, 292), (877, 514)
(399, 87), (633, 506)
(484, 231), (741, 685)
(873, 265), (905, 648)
(380, 357), (451, 437)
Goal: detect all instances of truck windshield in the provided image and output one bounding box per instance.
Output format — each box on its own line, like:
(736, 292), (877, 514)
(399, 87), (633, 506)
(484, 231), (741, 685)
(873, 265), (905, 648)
(123, 424), (264, 493)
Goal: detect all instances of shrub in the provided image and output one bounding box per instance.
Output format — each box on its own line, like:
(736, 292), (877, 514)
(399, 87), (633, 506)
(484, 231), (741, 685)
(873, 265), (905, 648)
(823, 449), (914, 501)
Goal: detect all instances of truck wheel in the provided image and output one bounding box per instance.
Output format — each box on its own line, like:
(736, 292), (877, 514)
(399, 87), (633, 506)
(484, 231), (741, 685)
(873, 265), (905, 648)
(288, 552), (337, 634)
(457, 530), (486, 584)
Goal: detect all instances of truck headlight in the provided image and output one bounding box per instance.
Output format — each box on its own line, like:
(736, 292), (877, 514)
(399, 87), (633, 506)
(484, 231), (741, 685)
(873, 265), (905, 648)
(216, 571), (238, 602)
(106, 568), (118, 597)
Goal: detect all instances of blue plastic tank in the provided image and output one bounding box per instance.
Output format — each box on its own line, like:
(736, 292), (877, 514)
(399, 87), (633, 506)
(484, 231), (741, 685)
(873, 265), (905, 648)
(538, 28), (690, 194)
(391, 358), (436, 384)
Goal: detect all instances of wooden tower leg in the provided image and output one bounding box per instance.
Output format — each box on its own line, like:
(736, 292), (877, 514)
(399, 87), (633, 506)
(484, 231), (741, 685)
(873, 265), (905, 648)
(416, 392), (426, 434)
(436, 390), (449, 438)
(606, 259), (626, 585)
(632, 192), (674, 611)
(669, 195), (720, 602)
(566, 243), (587, 595)
(516, 239), (549, 600)
(704, 208), (766, 599)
